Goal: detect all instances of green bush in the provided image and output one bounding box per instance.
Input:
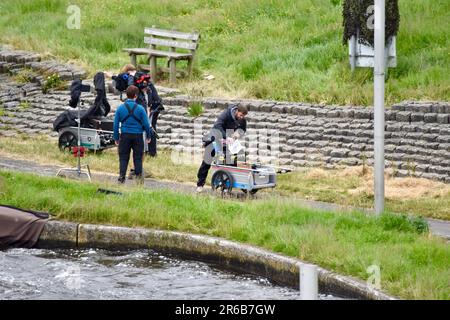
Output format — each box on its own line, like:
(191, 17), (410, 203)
(343, 0), (400, 46)
(408, 215), (429, 234)
(380, 213), (429, 234)
(187, 102), (204, 117)
(42, 73), (64, 93)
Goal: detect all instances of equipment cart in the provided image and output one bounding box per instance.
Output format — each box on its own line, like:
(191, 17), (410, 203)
(209, 140), (292, 196)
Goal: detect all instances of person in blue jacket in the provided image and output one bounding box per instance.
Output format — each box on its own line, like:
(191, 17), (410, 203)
(121, 64), (163, 157)
(114, 85), (152, 184)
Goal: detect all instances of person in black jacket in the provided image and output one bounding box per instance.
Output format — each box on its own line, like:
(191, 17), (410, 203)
(144, 81), (163, 157)
(196, 104), (248, 192)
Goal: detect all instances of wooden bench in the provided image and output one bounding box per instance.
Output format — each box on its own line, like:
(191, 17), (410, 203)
(123, 26), (200, 84)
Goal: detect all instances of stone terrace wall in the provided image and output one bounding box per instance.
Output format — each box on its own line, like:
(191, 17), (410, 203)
(1, 47), (449, 183)
(159, 97), (450, 183)
(0, 47), (173, 137)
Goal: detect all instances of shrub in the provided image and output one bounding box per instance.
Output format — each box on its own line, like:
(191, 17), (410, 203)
(343, 0), (400, 47)
(187, 102), (204, 117)
(42, 73), (64, 93)
(380, 212), (429, 235)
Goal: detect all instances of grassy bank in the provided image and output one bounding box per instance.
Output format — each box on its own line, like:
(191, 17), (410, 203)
(0, 170), (448, 299)
(0, 0), (448, 105)
(0, 135), (449, 220)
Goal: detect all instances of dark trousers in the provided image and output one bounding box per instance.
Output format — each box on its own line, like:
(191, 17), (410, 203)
(196, 145), (237, 187)
(147, 112), (159, 157)
(197, 149), (215, 187)
(119, 133), (144, 178)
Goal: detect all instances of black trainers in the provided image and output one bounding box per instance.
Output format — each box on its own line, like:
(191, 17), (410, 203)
(118, 176), (125, 184)
(128, 169), (136, 180)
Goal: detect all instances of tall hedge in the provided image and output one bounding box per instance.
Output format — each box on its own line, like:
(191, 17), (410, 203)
(343, 0), (400, 47)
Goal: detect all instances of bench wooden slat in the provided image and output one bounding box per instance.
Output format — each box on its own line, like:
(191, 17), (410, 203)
(144, 37), (198, 51)
(123, 26), (200, 84)
(144, 27), (200, 41)
(123, 48), (193, 59)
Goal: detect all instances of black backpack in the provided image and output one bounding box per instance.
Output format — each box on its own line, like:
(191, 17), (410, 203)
(113, 73), (131, 92)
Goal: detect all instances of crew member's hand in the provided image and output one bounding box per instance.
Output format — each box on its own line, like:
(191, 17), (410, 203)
(115, 140), (119, 146)
(146, 139), (151, 144)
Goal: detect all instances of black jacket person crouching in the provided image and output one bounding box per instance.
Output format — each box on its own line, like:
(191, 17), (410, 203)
(196, 104), (248, 189)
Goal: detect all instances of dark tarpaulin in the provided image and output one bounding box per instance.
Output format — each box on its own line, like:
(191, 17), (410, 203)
(0, 205), (48, 249)
(53, 72), (111, 132)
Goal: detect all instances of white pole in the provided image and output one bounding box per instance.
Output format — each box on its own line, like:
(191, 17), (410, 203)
(350, 35), (356, 72)
(374, 0), (385, 215)
(300, 263), (318, 300)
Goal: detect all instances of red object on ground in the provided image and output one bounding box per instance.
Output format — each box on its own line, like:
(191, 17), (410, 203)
(72, 146), (86, 157)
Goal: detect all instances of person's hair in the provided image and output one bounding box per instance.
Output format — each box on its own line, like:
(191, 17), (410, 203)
(237, 105), (248, 115)
(126, 85), (139, 99)
(121, 64), (137, 73)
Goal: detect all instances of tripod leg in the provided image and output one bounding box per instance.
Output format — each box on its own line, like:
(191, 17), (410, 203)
(86, 165), (92, 182)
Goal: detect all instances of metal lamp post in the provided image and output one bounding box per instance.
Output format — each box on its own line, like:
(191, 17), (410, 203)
(374, 0), (385, 215)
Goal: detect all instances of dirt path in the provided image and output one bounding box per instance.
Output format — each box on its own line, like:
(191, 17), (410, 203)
(1, 155), (449, 241)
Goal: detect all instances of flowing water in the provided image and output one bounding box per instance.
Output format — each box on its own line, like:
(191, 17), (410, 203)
(0, 248), (340, 300)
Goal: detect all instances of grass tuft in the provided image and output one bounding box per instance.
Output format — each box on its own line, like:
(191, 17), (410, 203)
(187, 102), (204, 117)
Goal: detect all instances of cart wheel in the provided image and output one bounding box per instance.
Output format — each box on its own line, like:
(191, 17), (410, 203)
(211, 170), (233, 197)
(241, 189), (258, 195)
(58, 131), (77, 152)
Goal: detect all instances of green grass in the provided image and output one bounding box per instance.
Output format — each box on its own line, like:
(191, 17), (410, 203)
(0, 135), (449, 220)
(187, 101), (204, 117)
(0, 170), (448, 299)
(0, 0), (448, 105)
(276, 168), (450, 220)
(18, 101), (30, 110)
(12, 68), (37, 84)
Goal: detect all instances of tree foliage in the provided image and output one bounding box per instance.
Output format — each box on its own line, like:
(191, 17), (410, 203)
(343, 0), (400, 47)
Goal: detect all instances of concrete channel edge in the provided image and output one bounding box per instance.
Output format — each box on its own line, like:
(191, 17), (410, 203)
(36, 220), (398, 300)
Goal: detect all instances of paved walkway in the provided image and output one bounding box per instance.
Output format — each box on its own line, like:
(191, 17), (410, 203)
(0, 155), (449, 241)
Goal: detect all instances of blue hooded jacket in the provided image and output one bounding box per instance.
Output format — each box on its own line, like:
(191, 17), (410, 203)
(113, 99), (151, 141)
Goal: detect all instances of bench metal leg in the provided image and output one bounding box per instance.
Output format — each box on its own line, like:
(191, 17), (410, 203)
(150, 55), (157, 81)
(130, 54), (137, 68)
(169, 58), (176, 84)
